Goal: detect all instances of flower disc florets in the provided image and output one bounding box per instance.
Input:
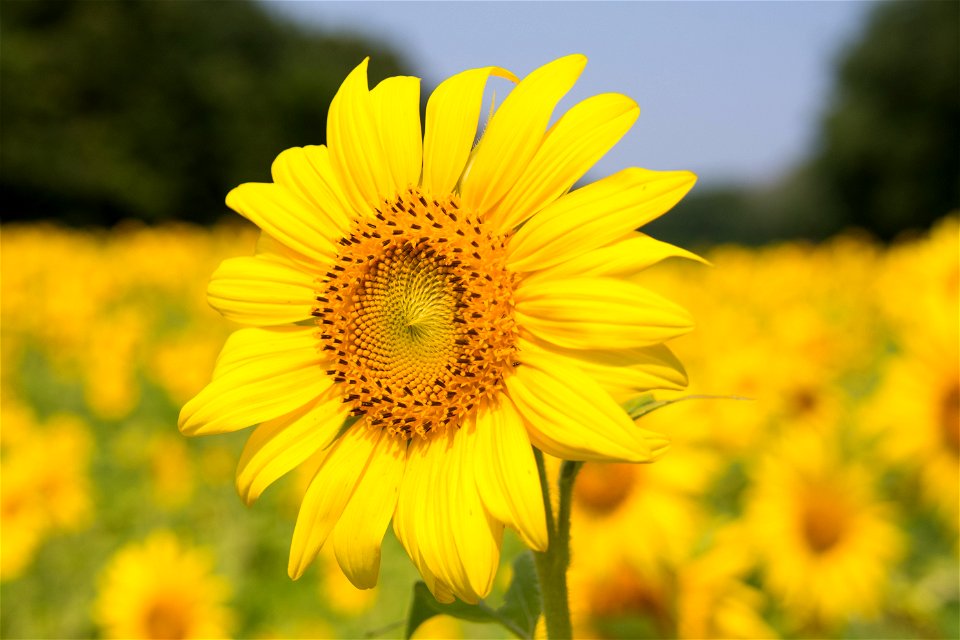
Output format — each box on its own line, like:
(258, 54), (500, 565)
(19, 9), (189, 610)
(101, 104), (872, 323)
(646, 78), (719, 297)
(314, 188), (519, 439)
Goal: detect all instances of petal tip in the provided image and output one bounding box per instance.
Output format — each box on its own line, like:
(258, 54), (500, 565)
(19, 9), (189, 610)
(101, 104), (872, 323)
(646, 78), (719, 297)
(287, 557), (307, 581)
(565, 53), (588, 69)
(177, 405), (199, 437)
(491, 66), (520, 84)
(234, 473), (257, 506)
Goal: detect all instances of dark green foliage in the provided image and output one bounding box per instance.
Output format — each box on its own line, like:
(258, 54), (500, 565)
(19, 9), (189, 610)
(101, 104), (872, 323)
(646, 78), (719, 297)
(404, 552), (541, 639)
(647, 166), (844, 248)
(0, 0), (410, 225)
(652, 0), (959, 246)
(813, 0), (960, 240)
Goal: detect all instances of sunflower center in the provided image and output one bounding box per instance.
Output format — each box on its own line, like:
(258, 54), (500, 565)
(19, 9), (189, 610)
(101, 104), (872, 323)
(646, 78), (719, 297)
(315, 188), (518, 439)
(800, 489), (848, 554)
(574, 462), (638, 515)
(143, 598), (189, 640)
(941, 383), (960, 457)
(589, 565), (672, 633)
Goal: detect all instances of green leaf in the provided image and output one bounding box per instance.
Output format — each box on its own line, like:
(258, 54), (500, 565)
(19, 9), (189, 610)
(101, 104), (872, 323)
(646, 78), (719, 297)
(404, 583), (496, 639)
(497, 552), (542, 638)
(404, 552), (541, 639)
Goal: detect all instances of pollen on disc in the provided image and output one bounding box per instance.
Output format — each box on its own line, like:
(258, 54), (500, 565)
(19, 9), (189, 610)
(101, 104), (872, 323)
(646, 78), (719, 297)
(313, 188), (519, 439)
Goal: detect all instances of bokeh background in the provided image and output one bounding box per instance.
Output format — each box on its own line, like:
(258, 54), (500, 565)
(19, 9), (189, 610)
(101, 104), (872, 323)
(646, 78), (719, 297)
(1, 1), (957, 639)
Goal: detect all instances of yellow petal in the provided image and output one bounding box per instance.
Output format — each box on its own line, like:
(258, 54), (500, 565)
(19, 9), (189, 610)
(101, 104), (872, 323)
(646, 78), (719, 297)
(395, 428), (500, 603)
(507, 168), (696, 272)
(519, 337), (688, 403)
(515, 276), (693, 350)
(394, 432), (464, 599)
(471, 398), (548, 551)
(449, 422), (503, 600)
(235, 390), (348, 505)
(331, 434), (407, 589)
(535, 232), (708, 280)
(370, 76), (423, 191)
(207, 254), (318, 326)
(288, 424), (382, 580)
(460, 55), (586, 216)
(392, 439), (455, 603)
(179, 327), (330, 436)
(487, 93), (639, 232)
(271, 145), (353, 237)
(416, 432), (472, 601)
(327, 59), (396, 214)
(506, 349), (669, 463)
(209, 325), (315, 379)
(226, 181), (338, 263)
(421, 66), (517, 196)
(254, 231), (325, 272)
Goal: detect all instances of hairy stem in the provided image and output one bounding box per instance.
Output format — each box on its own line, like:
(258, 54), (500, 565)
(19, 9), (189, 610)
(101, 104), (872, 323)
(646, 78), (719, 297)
(533, 451), (582, 640)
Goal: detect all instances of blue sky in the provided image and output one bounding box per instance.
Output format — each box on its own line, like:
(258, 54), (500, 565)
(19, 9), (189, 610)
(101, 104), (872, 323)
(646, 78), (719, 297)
(264, 1), (875, 188)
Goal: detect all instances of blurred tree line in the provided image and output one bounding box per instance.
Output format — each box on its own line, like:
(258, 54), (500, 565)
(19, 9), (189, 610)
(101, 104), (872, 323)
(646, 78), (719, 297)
(2, 1), (957, 242)
(0, 0), (409, 225)
(650, 0), (959, 245)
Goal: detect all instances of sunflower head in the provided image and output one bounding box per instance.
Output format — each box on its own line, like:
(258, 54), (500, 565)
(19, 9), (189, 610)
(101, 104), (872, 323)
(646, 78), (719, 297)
(93, 532), (232, 640)
(574, 462), (638, 515)
(180, 54), (698, 603)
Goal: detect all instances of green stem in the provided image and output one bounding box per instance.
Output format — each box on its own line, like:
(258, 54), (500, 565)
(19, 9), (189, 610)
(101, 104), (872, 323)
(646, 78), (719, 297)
(533, 451), (582, 640)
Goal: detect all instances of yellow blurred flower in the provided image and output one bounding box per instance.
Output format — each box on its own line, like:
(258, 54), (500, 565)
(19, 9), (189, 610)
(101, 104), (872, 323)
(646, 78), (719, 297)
(571, 445), (718, 574)
(864, 216), (959, 526)
(743, 431), (903, 627)
(410, 615), (464, 640)
(875, 217), (958, 339)
(641, 234), (883, 453)
(1, 458), (48, 581)
(94, 531), (233, 639)
(569, 541), (774, 640)
(82, 307), (143, 420)
(569, 558), (675, 639)
(1, 411), (93, 581)
(148, 433), (196, 509)
(865, 345), (959, 526)
(317, 548), (378, 616)
(180, 54), (698, 603)
(678, 536), (778, 640)
(150, 331), (228, 406)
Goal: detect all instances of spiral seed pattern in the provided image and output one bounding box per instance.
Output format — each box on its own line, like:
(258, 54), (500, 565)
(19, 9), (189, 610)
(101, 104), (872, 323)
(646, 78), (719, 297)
(314, 188), (518, 439)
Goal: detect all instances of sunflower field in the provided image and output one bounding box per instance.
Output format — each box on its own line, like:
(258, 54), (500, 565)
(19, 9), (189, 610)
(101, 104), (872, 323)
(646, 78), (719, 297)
(1, 216), (957, 639)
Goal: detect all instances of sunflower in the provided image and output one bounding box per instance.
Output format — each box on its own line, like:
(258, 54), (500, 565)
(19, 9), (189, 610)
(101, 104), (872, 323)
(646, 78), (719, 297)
(1, 409), (92, 580)
(863, 216), (959, 527)
(570, 446), (718, 576)
(93, 531), (232, 640)
(742, 431), (903, 628)
(568, 536), (776, 640)
(179, 54), (697, 603)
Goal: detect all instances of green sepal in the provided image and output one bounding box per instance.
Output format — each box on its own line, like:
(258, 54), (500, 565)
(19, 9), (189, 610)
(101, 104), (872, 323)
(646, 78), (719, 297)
(404, 552), (541, 639)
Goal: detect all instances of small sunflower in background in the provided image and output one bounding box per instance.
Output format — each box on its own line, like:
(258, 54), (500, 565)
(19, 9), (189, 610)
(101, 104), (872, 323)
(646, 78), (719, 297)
(93, 531), (233, 640)
(570, 446), (719, 575)
(567, 529), (776, 640)
(1, 408), (93, 581)
(742, 431), (903, 629)
(865, 216), (959, 527)
(179, 54), (698, 603)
